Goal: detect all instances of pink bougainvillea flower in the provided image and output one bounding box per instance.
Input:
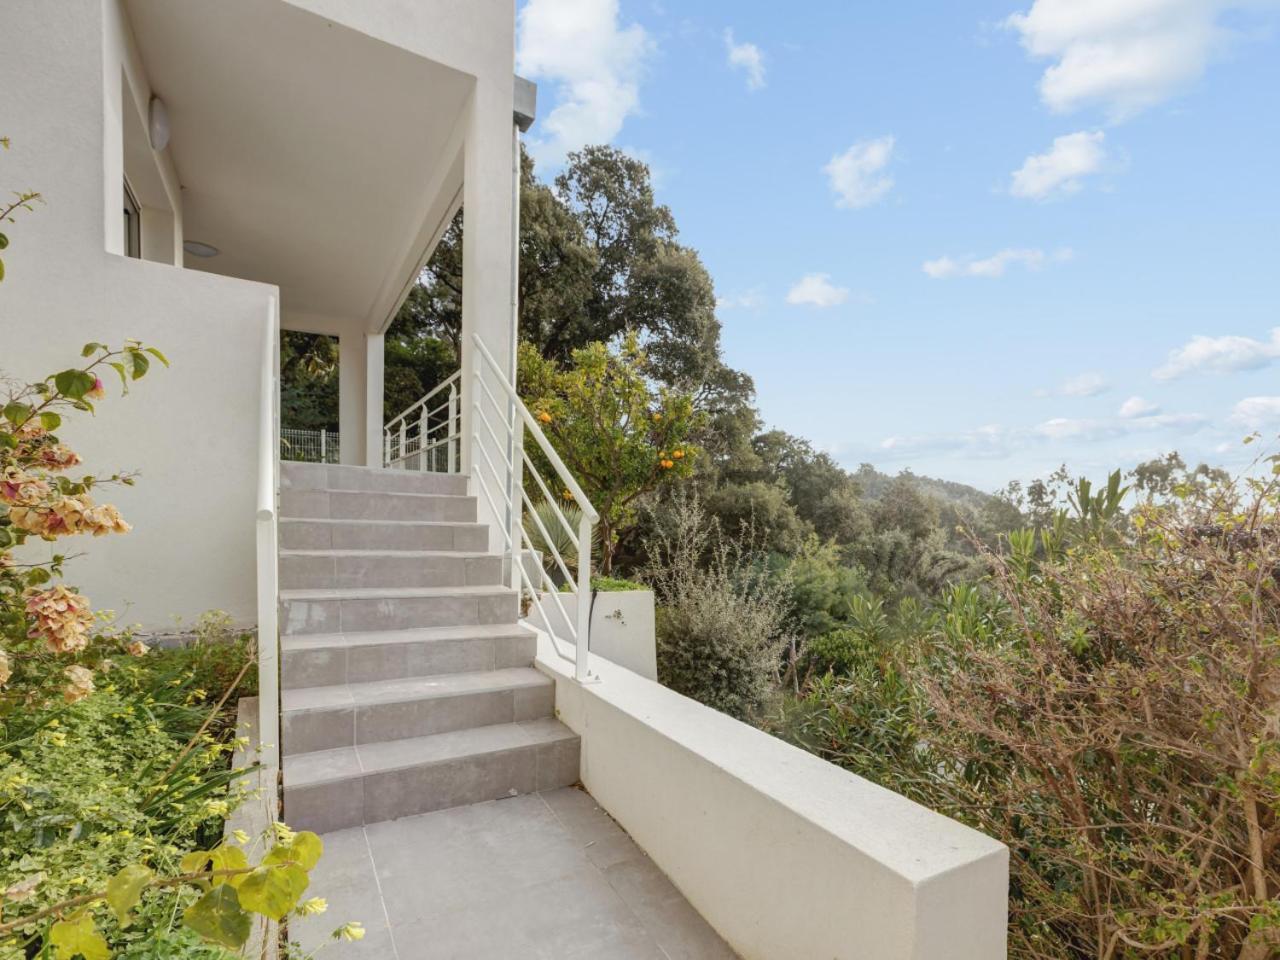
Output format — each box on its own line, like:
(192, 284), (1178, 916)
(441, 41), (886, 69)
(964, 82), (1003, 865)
(86, 376), (106, 400)
(24, 585), (94, 653)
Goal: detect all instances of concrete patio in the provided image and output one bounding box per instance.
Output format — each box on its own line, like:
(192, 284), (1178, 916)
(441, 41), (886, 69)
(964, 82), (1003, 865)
(294, 787), (739, 959)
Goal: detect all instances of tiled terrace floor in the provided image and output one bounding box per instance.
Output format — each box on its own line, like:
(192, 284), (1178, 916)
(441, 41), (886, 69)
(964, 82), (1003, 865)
(294, 787), (739, 959)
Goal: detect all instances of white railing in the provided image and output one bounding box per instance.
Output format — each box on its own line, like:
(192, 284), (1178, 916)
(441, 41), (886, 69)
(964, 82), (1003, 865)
(281, 427), (339, 464)
(470, 333), (598, 682)
(382, 370), (461, 473)
(255, 296), (281, 775)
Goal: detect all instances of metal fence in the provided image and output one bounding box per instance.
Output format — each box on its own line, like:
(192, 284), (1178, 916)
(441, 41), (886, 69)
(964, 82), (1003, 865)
(281, 427), (340, 463)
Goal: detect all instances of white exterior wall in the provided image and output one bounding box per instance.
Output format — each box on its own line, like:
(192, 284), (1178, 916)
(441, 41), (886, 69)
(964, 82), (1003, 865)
(537, 637), (1010, 960)
(0, 0), (277, 628)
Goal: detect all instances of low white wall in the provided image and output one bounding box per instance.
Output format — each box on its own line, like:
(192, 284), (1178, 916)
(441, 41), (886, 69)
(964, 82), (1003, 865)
(530, 589), (658, 680)
(536, 636), (1008, 960)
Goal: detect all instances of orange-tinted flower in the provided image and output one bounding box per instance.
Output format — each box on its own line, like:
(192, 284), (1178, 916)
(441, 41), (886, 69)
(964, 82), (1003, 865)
(0, 649), (11, 687)
(125, 639), (149, 657)
(537, 411), (552, 424)
(672, 450), (685, 459)
(659, 459), (675, 470)
(25, 585), (94, 653)
(63, 664), (94, 703)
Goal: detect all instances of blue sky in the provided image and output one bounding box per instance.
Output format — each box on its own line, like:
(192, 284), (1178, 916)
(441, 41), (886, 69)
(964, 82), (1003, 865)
(516, 0), (1280, 491)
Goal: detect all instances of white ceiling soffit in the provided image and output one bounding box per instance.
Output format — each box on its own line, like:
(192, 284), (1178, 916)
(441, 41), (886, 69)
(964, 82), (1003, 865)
(125, 0), (473, 327)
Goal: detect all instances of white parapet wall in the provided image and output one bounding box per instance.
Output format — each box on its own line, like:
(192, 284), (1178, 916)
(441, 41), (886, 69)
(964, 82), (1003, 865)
(535, 634), (1009, 960)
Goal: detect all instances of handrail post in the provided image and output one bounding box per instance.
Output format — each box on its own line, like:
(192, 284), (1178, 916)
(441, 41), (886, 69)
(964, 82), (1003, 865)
(575, 515), (592, 681)
(256, 295), (281, 778)
(447, 383), (458, 474)
(417, 403), (429, 472)
(398, 418), (407, 473)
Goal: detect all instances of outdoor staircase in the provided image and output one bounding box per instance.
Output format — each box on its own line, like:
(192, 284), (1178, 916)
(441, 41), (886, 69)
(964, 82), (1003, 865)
(276, 461), (581, 834)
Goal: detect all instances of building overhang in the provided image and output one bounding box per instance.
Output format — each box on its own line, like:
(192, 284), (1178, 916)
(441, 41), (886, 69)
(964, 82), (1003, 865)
(124, 0), (475, 334)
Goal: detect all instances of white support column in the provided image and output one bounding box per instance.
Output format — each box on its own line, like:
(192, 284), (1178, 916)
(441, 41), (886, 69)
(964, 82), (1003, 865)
(338, 333), (365, 466)
(365, 332), (385, 468)
(459, 78), (518, 552)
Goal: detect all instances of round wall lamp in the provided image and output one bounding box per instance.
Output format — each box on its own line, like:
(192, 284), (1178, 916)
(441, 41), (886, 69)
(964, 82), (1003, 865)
(148, 96), (170, 151)
(183, 240), (220, 258)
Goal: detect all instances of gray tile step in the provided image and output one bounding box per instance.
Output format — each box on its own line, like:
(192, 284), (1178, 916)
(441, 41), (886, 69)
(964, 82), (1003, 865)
(281, 461), (468, 496)
(279, 549), (503, 590)
(283, 718), (580, 832)
(280, 488), (477, 523)
(279, 517), (489, 552)
(279, 585), (518, 636)
(281, 667), (555, 754)
(281, 623), (536, 690)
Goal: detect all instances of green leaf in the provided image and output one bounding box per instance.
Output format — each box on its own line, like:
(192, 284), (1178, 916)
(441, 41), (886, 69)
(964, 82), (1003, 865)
(106, 863), (153, 926)
(236, 864), (309, 921)
(0, 231), (8, 250)
(181, 850), (212, 875)
(264, 831), (323, 871)
(209, 844), (249, 887)
(50, 911), (110, 960)
(2, 402), (32, 425)
(39, 411), (61, 431)
(53, 369), (96, 399)
(0, 255), (6, 282)
(124, 349), (150, 380)
(80, 342), (107, 357)
(144, 346), (170, 367)
(183, 884), (251, 949)
(108, 361), (129, 390)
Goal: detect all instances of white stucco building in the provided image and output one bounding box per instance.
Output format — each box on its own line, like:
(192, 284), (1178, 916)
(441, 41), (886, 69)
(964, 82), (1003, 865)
(1, 3), (1010, 956)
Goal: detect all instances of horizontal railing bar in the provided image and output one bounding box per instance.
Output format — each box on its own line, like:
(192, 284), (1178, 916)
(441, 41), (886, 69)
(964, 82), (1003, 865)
(471, 334), (599, 523)
(385, 370), (460, 430)
(520, 486), (577, 588)
(522, 449), (579, 544)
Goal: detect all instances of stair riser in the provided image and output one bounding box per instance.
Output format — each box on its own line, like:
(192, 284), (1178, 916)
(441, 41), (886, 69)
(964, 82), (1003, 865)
(283, 739), (580, 834)
(280, 593), (518, 635)
(279, 520), (489, 552)
(279, 554), (502, 590)
(282, 683), (554, 754)
(280, 490), (476, 523)
(282, 463), (468, 496)
(282, 634), (536, 689)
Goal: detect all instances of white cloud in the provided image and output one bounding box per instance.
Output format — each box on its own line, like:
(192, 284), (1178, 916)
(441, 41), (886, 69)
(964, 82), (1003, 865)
(1060, 372), (1109, 397)
(923, 247), (1073, 279)
(724, 29), (766, 90)
(716, 289), (764, 310)
(824, 136), (895, 209)
(1154, 328), (1280, 380)
(1230, 396), (1280, 429)
(517, 0), (654, 164)
(1005, 0), (1250, 121)
(1118, 395), (1161, 418)
(786, 273), (850, 308)
(1011, 131), (1106, 200)
(1034, 412), (1205, 441)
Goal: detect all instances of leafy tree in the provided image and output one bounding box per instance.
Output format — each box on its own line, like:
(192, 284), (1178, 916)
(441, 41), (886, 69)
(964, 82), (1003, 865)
(518, 335), (701, 574)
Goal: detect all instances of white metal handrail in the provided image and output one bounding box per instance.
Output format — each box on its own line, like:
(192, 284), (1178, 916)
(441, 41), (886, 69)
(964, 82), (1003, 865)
(470, 333), (599, 682)
(255, 296), (281, 777)
(383, 369), (461, 473)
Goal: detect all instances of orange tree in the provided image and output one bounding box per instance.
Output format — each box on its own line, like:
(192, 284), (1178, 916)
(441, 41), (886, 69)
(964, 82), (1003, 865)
(518, 334), (701, 574)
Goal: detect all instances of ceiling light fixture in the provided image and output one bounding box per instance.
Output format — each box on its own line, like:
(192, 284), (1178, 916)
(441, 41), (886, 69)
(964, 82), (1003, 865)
(183, 240), (219, 258)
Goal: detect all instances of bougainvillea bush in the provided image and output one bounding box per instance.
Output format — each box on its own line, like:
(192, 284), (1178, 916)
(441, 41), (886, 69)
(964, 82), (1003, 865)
(0, 344), (353, 957)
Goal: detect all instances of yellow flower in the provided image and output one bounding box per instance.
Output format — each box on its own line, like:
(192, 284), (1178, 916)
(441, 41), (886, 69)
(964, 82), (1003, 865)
(297, 897), (328, 917)
(231, 829), (250, 845)
(536, 410), (552, 424)
(659, 459), (675, 470)
(672, 450), (685, 460)
(334, 922), (366, 942)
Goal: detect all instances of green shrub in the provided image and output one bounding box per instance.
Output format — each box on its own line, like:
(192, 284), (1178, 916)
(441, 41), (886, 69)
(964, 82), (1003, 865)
(590, 575), (646, 592)
(645, 494), (792, 721)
